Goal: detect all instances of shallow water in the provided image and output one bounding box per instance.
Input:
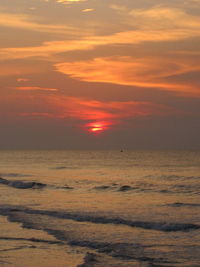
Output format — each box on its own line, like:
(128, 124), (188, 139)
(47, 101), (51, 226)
(0, 150), (200, 266)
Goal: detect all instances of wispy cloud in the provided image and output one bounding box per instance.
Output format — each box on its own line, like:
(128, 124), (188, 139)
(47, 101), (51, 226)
(56, 0), (87, 3)
(0, 29), (198, 61)
(129, 7), (200, 30)
(111, 4), (200, 29)
(18, 95), (178, 132)
(0, 7), (199, 60)
(16, 78), (30, 82)
(0, 13), (78, 34)
(82, 8), (94, 12)
(0, 60), (51, 76)
(55, 56), (200, 95)
(15, 86), (58, 91)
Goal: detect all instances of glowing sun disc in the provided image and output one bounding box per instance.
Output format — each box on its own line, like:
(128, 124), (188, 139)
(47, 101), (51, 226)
(86, 121), (111, 134)
(90, 127), (103, 132)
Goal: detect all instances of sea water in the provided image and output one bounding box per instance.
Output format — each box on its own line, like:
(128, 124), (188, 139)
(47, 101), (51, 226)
(0, 150), (200, 266)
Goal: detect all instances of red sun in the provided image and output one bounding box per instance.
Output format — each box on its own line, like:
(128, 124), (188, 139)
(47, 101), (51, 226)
(90, 126), (104, 132)
(86, 122), (108, 134)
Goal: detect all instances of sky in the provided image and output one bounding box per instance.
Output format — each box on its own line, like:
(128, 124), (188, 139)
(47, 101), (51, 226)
(0, 0), (200, 149)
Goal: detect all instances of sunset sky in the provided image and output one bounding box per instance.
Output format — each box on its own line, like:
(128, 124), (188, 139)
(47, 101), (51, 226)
(0, 0), (200, 149)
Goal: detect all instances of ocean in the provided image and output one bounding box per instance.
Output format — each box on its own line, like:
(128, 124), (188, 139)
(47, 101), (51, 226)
(0, 150), (200, 266)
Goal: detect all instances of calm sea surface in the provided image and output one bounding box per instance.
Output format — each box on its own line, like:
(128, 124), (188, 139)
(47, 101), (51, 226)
(0, 150), (200, 266)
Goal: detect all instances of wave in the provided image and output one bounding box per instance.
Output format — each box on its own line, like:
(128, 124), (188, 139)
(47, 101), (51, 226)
(51, 166), (76, 170)
(0, 177), (74, 190)
(172, 184), (200, 195)
(0, 205), (197, 266)
(70, 241), (177, 265)
(118, 185), (134, 192)
(161, 175), (200, 180)
(0, 236), (63, 245)
(94, 185), (112, 190)
(62, 185), (74, 190)
(0, 177), (46, 189)
(0, 173), (32, 178)
(166, 202), (200, 207)
(0, 205), (199, 232)
(93, 184), (154, 193)
(92, 182), (200, 195)
(146, 174), (200, 181)
(51, 166), (68, 170)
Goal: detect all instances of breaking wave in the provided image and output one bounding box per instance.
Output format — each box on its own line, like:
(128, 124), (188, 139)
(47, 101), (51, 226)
(0, 177), (46, 189)
(0, 205), (199, 232)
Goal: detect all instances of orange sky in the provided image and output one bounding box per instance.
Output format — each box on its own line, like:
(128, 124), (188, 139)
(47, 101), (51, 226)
(0, 0), (200, 149)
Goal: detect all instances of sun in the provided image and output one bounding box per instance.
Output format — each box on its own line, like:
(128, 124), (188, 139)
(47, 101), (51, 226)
(90, 126), (104, 132)
(86, 122), (108, 134)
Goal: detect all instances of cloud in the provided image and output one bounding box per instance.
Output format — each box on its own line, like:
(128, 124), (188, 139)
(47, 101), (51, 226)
(0, 29), (198, 61)
(129, 7), (200, 30)
(1, 91), (176, 128)
(111, 4), (200, 29)
(56, 0), (87, 3)
(0, 60), (51, 76)
(17, 78), (30, 82)
(82, 8), (94, 12)
(55, 56), (200, 95)
(0, 13), (78, 34)
(15, 86), (58, 91)
(0, 7), (199, 60)
(17, 95), (177, 132)
(182, 0), (200, 8)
